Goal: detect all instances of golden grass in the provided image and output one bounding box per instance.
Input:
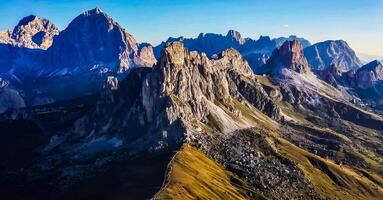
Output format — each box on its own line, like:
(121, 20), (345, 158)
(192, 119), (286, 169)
(277, 101), (314, 124)
(275, 137), (383, 200)
(255, 75), (279, 90)
(155, 145), (260, 200)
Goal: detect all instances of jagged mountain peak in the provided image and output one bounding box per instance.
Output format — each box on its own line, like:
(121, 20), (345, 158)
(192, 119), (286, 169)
(161, 42), (251, 75)
(67, 7), (116, 30)
(15, 15), (38, 27)
(358, 60), (382, 72)
(160, 41), (189, 66)
(258, 35), (272, 42)
(83, 7), (104, 15)
(226, 29), (245, 44)
(10, 14), (59, 49)
(323, 40), (356, 51)
(46, 7), (156, 72)
(304, 39), (362, 71)
(219, 47), (243, 58)
(264, 40), (311, 74)
(355, 60), (383, 89)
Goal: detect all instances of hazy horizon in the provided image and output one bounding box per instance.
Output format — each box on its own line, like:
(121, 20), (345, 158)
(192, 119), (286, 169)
(0, 0), (382, 59)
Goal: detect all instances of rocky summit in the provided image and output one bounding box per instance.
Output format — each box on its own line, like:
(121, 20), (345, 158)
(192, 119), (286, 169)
(263, 40), (311, 74)
(46, 7), (156, 72)
(355, 60), (383, 89)
(0, 15), (59, 49)
(0, 6), (383, 200)
(304, 40), (362, 71)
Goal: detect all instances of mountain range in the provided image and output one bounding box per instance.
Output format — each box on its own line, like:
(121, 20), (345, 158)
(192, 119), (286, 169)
(0, 8), (156, 112)
(0, 8), (383, 200)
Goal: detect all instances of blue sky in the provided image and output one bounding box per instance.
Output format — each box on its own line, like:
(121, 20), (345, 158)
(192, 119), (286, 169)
(0, 0), (382, 58)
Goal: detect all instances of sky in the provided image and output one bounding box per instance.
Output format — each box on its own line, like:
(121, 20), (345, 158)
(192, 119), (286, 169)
(0, 0), (382, 59)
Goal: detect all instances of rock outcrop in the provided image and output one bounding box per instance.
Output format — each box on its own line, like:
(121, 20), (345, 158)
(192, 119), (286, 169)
(315, 64), (343, 88)
(355, 60), (383, 89)
(304, 40), (362, 71)
(264, 40), (311, 74)
(71, 41), (280, 152)
(11, 15), (59, 49)
(226, 29), (245, 44)
(0, 29), (13, 44)
(0, 15), (59, 49)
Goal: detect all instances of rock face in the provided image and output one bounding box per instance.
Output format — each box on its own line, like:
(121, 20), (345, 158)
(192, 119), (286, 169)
(46, 8), (156, 73)
(355, 60), (383, 89)
(0, 15), (59, 49)
(70, 41), (280, 152)
(10, 15), (59, 49)
(147, 41), (280, 122)
(264, 40), (311, 74)
(315, 64), (343, 88)
(304, 40), (362, 71)
(0, 29), (13, 44)
(226, 30), (245, 44)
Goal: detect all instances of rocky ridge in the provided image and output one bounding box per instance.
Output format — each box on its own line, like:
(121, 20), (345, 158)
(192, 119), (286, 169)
(153, 30), (311, 72)
(0, 15), (58, 49)
(11, 15), (59, 49)
(68, 41), (280, 153)
(355, 60), (383, 89)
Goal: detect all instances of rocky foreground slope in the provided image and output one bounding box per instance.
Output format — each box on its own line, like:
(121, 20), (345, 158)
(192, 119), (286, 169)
(1, 40), (382, 200)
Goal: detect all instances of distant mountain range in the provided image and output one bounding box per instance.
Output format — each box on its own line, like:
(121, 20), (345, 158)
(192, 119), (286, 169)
(0, 8), (377, 113)
(0, 8), (156, 112)
(153, 31), (312, 73)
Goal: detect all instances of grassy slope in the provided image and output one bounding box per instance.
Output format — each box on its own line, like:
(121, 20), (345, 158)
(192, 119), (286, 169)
(155, 145), (265, 200)
(275, 137), (383, 200)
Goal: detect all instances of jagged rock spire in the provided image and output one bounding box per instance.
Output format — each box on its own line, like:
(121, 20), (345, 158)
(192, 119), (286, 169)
(264, 40), (311, 74)
(226, 30), (245, 44)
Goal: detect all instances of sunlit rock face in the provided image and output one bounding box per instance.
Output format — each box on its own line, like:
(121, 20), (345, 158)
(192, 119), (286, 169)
(0, 15), (59, 49)
(264, 40), (311, 74)
(11, 15), (59, 49)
